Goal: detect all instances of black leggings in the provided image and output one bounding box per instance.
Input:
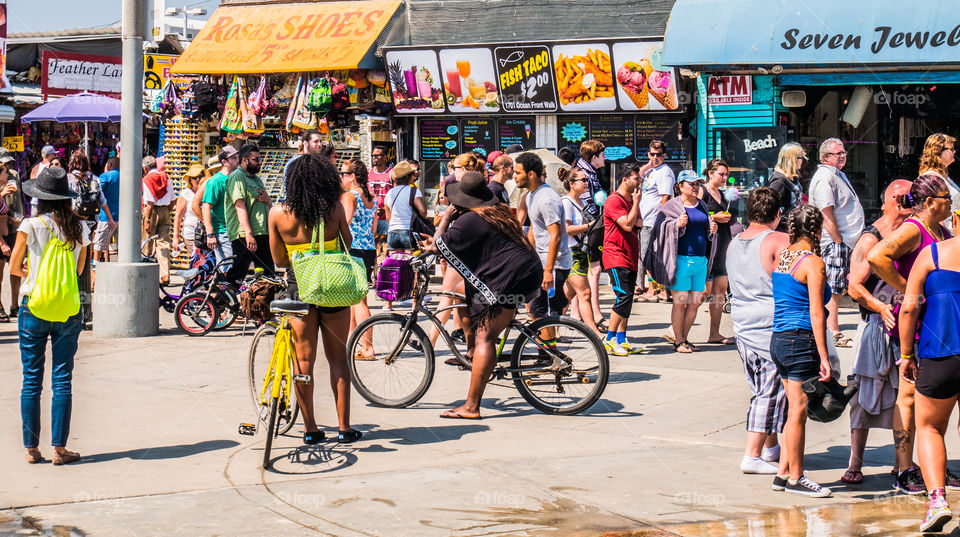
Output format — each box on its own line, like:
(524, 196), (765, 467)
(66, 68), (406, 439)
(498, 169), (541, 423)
(225, 235), (275, 285)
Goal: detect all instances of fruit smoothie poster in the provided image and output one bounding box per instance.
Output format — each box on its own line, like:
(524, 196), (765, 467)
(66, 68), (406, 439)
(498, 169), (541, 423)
(438, 48), (500, 113)
(611, 42), (679, 112)
(385, 49), (444, 114)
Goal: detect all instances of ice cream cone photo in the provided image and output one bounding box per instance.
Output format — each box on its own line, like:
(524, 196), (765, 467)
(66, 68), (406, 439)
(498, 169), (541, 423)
(616, 61), (649, 109)
(647, 70), (677, 110)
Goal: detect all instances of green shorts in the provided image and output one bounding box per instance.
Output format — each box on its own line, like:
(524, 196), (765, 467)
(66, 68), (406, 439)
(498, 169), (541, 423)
(571, 250), (590, 277)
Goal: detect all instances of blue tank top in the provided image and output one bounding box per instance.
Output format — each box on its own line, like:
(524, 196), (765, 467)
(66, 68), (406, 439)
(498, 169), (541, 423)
(677, 204), (709, 257)
(918, 242), (960, 358)
(772, 252), (833, 333)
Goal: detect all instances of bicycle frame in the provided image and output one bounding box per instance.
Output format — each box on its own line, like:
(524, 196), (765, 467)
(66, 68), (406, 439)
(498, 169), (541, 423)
(259, 316), (296, 412)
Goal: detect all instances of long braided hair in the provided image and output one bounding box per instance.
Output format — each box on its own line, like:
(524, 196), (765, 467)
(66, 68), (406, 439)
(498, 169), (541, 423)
(284, 154), (342, 230)
(787, 204), (823, 257)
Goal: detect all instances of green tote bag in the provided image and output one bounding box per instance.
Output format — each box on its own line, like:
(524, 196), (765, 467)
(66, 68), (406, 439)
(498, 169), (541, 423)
(290, 219), (367, 308)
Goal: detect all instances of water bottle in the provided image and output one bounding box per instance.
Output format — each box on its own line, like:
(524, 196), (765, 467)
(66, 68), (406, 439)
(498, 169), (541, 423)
(547, 269), (556, 298)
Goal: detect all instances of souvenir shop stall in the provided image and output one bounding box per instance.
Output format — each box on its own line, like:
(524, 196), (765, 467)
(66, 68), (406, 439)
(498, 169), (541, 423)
(15, 120), (120, 175)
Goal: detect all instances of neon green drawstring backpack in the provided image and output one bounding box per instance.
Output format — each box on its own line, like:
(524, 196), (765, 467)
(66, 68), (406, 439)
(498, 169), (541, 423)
(27, 218), (80, 322)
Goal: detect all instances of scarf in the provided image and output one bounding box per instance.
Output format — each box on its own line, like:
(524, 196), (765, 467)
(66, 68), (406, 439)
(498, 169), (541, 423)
(143, 169), (168, 201)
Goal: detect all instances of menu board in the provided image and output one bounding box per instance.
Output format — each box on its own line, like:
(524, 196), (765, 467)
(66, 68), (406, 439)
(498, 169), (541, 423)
(461, 118), (498, 158)
(498, 117), (536, 152)
(494, 45), (558, 113)
(419, 118), (461, 160)
(557, 116), (591, 158)
(589, 115), (635, 162)
(634, 116), (686, 162)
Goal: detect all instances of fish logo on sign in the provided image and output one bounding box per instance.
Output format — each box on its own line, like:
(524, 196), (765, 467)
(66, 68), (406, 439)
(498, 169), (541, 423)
(499, 51), (524, 67)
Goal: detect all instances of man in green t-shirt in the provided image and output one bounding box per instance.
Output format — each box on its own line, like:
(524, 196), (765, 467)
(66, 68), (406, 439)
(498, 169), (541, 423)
(200, 146), (239, 271)
(223, 143), (273, 284)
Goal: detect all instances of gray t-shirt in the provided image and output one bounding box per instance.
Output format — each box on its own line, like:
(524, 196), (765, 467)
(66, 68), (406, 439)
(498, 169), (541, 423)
(809, 164), (864, 250)
(640, 164), (675, 227)
(526, 183), (572, 270)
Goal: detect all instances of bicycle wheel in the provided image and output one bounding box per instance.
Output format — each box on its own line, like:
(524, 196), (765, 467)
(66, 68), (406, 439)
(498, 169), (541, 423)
(347, 313), (435, 408)
(248, 323), (299, 435)
(174, 292), (219, 336)
(509, 316), (609, 415)
(262, 396), (279, 469)
(213, 283), (238, 331)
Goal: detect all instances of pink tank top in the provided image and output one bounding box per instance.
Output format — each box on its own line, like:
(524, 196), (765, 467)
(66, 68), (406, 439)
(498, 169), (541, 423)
(891, 218), (947, 338)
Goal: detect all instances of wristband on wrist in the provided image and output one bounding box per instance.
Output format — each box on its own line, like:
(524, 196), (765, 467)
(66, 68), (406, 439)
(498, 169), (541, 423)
(901, 353), (915, 361)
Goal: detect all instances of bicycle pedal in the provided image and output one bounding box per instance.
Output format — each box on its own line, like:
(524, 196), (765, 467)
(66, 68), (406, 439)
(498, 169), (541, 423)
(293, 374), (312, 384)
(238, 423), (256, 436)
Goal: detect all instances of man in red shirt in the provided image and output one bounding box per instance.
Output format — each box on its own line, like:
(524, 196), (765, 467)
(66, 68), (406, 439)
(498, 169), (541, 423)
(602, 165), (643, 355)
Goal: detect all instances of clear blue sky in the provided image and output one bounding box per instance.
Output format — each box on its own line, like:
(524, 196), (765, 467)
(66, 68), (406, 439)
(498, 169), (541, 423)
(8, 0), (220, 34)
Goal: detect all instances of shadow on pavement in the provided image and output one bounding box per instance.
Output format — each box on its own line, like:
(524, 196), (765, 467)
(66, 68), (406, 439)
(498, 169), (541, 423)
(266, 444), (359, 475)
(80, 439), (240, 463)
(380, 424), (490, 445)
(607, 371), (660, 384)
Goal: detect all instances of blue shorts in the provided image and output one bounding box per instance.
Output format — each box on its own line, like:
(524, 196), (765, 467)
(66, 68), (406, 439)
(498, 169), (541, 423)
(387, 230), (414, 250)
(770, 330), (820, 382)
(669, 255), (707, 292)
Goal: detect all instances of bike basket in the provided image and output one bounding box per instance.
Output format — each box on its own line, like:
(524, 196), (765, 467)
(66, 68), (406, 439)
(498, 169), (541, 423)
(375, 253), (415, 301)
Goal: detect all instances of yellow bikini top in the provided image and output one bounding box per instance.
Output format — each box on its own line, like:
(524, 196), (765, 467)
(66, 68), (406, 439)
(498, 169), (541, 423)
(285, 237), (339, 255)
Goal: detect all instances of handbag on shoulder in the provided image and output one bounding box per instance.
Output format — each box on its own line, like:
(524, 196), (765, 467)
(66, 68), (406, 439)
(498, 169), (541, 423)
(289, 219), (367, 307)
(407, 185), (436, 240)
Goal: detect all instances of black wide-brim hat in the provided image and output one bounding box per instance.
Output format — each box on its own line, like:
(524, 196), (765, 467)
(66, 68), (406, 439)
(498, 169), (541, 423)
(22, 167), (78, 200)
(447, 171), (498, 209)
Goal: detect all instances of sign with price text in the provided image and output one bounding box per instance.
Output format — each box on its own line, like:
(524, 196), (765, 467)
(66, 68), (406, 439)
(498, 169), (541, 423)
(2, 136), (23, 152)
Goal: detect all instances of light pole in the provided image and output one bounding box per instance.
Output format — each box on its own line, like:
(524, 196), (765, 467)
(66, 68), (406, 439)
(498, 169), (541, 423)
(164, 6), (207, 40)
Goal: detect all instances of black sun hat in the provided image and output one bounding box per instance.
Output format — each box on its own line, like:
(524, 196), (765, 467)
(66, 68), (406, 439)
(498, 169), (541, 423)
(446, 171), (498, 208)
(21, 166), (78, 200)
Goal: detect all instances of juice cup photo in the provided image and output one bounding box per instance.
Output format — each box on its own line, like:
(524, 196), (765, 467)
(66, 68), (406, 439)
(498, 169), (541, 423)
(445, 70), (462, 97)
(469, 83), (486, 100)
(417, 80), (433, 99)
(404, 69), (418, 98)
(457, 60), (471, 79)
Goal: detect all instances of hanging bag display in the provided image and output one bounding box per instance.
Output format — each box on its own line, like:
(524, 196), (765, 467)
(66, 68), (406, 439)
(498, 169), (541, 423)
(290, 220), (367, 307)
(27, 218), (81, 322)
(290, 77), (318, 131)
(305, 77), (333, 113)
(219, 76), (244, 134)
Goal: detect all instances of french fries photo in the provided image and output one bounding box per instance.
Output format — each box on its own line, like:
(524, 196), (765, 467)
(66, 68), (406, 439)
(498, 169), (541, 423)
(555, 48), (614, 106)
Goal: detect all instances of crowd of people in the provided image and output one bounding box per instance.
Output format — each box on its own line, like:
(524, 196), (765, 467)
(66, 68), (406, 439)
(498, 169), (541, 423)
(7, 127), (960, 533)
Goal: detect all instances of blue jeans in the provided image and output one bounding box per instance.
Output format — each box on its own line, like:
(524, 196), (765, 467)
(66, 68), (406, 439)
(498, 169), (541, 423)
(212, 232), (233, 273)
(387, 230), (414, 250)
(19, 297), (81, 448)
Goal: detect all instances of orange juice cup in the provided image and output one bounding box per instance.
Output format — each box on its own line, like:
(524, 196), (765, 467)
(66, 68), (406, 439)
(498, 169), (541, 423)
(457, 60), (471, 79)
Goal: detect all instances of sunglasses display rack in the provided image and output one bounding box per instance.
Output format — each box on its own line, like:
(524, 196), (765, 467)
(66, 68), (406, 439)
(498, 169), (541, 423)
(256, 148), (362, 203)
(163, 117), (205, 269)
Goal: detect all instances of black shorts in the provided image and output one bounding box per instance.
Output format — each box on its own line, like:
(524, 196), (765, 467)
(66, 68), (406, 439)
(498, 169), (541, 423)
(285, 269), (347, 314)
(350, 248), (376, 284)
(529, 268), (570, 318)
(0, 232), (14, 261)
(608, 267), (637, 318)
(770, 329), (821, 382)
(916, 356), (960, 399)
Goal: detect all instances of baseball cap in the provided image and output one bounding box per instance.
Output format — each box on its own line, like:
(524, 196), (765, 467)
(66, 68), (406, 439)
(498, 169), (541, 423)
(41, 145), (57, 156)
(0, 148), (14, 164)
(218, 145), (238, 161)
(677, 170), (702, 184)
(486, 151), (503, 165)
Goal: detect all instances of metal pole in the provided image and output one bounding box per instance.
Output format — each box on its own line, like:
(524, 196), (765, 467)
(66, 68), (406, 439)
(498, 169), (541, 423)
(84, 121), (89, 156)
(182, 6), (188, 40)
(119, 0), (144, 264)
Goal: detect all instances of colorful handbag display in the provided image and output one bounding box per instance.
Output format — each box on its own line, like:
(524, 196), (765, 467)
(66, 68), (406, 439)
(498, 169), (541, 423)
(375, 253), (415, 302)
(290, 220), (367, 308)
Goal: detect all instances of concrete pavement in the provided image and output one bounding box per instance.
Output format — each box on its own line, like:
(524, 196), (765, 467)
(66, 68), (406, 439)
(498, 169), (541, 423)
(0, 295), (945, 536)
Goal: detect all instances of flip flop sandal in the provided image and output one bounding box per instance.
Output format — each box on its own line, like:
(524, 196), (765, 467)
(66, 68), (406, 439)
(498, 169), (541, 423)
(687, 342), (701, 352)
(832, 332), (853, 348)
(439, 409), (482, 420)
(634, 295), (656, 303)
(595, 319), (609, 332)
(708, 337), (735, 345)
(0, 306), (9, 323)
(354, 350), (377, 361)
(674, 341), (693, 354)
(663, 333), (676, 344)
(840, 469), (864, 484)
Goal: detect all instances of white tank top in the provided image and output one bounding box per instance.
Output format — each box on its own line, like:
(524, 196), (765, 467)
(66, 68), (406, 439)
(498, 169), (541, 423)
(181, 189), (199, 240)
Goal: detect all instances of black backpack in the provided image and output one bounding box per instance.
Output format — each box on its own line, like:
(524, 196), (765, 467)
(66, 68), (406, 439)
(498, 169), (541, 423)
(193, 80), (218, 117)
(75, 173), (101, 221)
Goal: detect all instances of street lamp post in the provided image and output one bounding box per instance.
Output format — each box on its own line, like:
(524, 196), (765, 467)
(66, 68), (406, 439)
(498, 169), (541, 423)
(164, 6), (207, 40)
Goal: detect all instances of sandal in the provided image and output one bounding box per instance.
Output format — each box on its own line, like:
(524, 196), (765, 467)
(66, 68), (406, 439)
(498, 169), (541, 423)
(9, 306), (18, 318)
(674, 341), (694, 354)
(337, 429), (363, 443)
(595, 319), (609, 332)
(354, 349), (377, 361)
(840, 469), (863, 484)
(303, 430), (325, 445)
(687, 342), (701, 352)
(832, 332), (853, 348)
(707, 337), (735, 345)
(663, 333), (676, 344)
(0, 305), (8, 323)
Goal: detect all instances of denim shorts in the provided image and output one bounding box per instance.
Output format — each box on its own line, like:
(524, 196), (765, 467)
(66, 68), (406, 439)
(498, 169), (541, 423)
(387, 230), (414, 250)
(770, 329), (821, 382)
(669, 255), (708, 293)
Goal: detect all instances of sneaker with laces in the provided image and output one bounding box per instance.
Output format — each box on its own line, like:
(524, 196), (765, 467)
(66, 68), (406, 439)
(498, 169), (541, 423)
(921, 490), (952, 533)
(895, 467), (926, 495)
(772, 475), (788, 491)
(621, 341), (646, 355)
(608, 343), (629, 357)
(786, 476), (831, 497)
(947, 469), (960, 490)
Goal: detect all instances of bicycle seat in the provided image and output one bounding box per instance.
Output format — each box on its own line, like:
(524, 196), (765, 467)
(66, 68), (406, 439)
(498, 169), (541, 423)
(269, 299), (311, 316)
(173, 268), (200, 280)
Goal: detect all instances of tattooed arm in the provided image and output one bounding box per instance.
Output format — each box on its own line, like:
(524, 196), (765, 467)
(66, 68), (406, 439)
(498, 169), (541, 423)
(868, 223), (922, 294)
(848, 234), (896, 328)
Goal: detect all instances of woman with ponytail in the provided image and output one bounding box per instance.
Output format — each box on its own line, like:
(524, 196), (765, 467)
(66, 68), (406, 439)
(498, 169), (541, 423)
(769, 205), (833, 497)
(868, 173), (954, 494)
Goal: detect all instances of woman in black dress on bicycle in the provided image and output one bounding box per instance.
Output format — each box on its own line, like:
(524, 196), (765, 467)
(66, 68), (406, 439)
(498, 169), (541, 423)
(431, 171), (542, 419)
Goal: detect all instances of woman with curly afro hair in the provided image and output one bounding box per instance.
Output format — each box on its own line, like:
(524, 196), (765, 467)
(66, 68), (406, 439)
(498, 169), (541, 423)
(267, 154), (362, 444)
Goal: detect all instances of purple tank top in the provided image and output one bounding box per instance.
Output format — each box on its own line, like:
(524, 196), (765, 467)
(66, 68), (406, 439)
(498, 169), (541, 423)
(891, 218), (945, 337)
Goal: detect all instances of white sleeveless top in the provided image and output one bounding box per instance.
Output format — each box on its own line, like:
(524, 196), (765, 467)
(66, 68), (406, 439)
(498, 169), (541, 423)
(726, 229), (775, 350)
(181, 189), (199, 240)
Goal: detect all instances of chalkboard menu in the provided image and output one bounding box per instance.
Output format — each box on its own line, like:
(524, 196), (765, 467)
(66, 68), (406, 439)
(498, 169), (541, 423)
(498, 117), (536, 151)
(589, 115), (635, 162)
(419, 118), (461, 160)
(634, 116), (686, 162)
(493, 45), (558, 113)
(461, 118), (498, 158)
(557, 116), (590, 158)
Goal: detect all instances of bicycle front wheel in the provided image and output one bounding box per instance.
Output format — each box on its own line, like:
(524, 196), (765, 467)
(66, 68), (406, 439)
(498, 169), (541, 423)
(262, 396), (278, 469)
(174, 292), (219, 336)
(347, 313), (435, 408)
(248, 323), (299, 435)
(509, 316), (609, 415)
(213, 283), (238, 331)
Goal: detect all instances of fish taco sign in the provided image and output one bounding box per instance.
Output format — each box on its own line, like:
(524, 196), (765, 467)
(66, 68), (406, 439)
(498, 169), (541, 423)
(41, 52), (121, 98)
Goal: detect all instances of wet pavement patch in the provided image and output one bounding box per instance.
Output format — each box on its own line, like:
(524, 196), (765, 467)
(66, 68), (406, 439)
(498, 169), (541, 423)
(0, 511), (85, 536)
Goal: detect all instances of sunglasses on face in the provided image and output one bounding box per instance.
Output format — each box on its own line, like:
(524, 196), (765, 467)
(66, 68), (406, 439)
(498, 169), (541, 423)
(649, 152), (664, 157)
(339, 171), (355, 177)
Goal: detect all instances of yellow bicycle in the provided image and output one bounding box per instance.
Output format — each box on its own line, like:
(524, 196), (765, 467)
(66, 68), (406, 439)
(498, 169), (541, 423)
(241, 298), (312, 468)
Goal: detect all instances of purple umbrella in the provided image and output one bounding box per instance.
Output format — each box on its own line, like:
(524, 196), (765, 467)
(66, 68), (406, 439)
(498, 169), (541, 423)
(21, 92), (123, 123)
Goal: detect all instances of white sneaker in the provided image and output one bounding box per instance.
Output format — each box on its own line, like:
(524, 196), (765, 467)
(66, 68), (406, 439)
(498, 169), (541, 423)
(762, 445), (781, 463)
(605, 341), (629, 356)
(741, 456), (779, 475)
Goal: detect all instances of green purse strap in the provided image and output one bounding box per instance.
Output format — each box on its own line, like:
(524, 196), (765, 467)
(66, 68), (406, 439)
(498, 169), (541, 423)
(309, 217), (350, 253)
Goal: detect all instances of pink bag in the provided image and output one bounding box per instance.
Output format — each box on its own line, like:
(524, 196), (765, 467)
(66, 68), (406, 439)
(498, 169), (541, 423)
(375, 253), (415, 301)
